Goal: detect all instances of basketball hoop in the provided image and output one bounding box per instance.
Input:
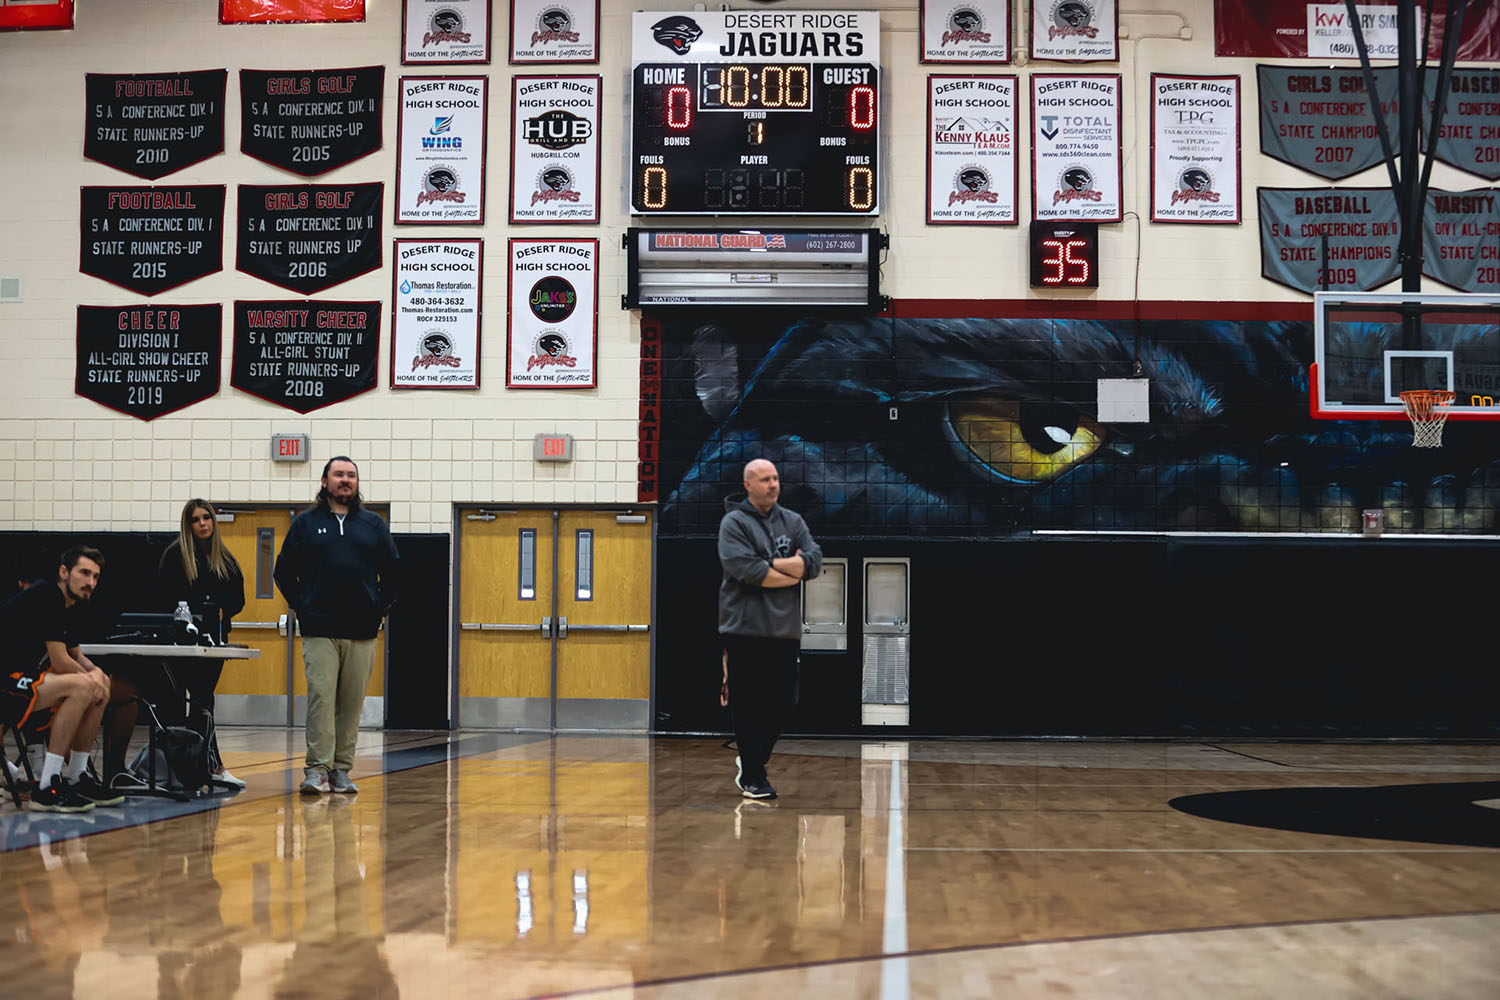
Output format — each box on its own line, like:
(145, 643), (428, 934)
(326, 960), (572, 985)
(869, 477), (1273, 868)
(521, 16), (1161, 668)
(1399, 389), (1456, 447)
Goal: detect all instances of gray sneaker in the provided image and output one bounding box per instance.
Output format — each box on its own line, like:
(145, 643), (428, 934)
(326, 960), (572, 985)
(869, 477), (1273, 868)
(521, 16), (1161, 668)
(328, 770), (358, 794)
(300, 770), (330, 795)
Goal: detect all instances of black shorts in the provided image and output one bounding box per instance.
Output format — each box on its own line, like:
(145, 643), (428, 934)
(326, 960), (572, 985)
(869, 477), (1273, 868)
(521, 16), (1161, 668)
(1, 669), (50, 729)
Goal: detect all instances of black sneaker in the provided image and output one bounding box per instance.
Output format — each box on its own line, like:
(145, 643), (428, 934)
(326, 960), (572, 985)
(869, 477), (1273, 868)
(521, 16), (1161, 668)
(26, 777), (95, 813)
(741, 779), (777, 800)
(69, 772), (125, 806)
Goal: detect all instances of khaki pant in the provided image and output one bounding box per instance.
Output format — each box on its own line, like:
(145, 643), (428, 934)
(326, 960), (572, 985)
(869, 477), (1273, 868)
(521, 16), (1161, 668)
(302, 636), (376, 774)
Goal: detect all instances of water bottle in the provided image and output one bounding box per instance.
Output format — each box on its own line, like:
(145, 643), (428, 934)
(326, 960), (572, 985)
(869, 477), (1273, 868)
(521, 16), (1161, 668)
(172, 600), (199, 645)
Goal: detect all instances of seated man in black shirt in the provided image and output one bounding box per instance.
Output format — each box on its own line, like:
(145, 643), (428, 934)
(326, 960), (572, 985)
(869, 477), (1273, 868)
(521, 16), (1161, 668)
(0, 545), (121, 812)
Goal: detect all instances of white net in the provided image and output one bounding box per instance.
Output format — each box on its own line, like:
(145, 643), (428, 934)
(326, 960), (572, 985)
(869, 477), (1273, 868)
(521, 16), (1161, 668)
(1400, 390), (1455, 448)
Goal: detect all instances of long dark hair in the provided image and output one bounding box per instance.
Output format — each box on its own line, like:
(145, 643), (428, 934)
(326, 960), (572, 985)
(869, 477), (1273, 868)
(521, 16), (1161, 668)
(176, 498), (240, 585)
(316, 455), (363, 513)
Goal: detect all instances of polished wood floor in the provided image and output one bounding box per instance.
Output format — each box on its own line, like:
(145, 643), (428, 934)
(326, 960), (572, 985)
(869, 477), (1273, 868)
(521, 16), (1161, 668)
(0, 734), (1496, 998)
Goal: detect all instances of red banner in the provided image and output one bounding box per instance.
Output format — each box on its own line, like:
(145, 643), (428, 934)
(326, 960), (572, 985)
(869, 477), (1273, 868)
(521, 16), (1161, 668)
(0, 0), (73, 31)
(1215, 0), (1500, 62)
(220, 0), (363, 24)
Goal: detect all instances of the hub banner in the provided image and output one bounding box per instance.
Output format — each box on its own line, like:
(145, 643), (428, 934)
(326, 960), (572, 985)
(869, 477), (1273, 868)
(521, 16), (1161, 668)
(507, 238), (597, 389)
(510, 76), (601, 224)
(927, 75), (1018, 225)
(1258, 187), (1400, 293)
(232, 300), (380, 411)
(403, 0), (491, 64)
(1423, 189), (1500, 294)
(85, 70), (226, 179)
(236, 183), (383, 293)
(1029, 0), (1116, 62)
(1424, 69), (1500, 181)
(396, 76), (488, 224)
(1257, 66), (1396, 181)
(1031, 74), (1121, 221)
(919, 0), (1010, 63)
(80, 186), (225, 295)
(392, 239), (483, 389)
(240, 67), (384, 175)
(1150, 74), (1241, 224)
(510, 0), (598, 64)
(76, 304), (221, 420)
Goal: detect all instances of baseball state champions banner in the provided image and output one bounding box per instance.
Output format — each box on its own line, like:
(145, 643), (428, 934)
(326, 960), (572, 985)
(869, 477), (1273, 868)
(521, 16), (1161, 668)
(76, 305), (221, 420)
(1214, 0), (1500, 62)
(920, 0), (1010, 64)
(403, 0), (491, 64)
(240, 67), (383, 175)
(1258, 66), (1396, 181)
(510, 76), (601, 224)
(232, 300), (380, 411)
(1030, 0), (1116, 62)
(1031, 74), (1121, 221)
(85, 70), (227, 180)
(927, 75), (1018, 225)
(392, 239), (483, 389)
(1425, 69), (1500, 181)
(507, 238), (597, 389)
(236, 183), (383, 294)
(397, 77), (488, 224)
(1258, 187), (1400, 294)
(1150, 74), (1241, 224)
(0, 0), (72, 31)
(511, 0), (599, 64)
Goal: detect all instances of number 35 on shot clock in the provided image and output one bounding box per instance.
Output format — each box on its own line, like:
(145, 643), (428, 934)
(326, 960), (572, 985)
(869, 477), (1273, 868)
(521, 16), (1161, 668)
(1029, 221), (1099, 288)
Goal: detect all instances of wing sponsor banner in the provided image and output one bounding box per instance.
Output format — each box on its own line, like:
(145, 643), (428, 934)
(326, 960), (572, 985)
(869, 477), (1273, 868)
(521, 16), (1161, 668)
(236, 183), (383, 293)
(1424, 69), (1500, 181)
(396, 76), (488, 224)
(76, 304), (221, 420)
(1258, 187), (1400, 293)
(919, 0), (1010, 64)
(1031, 74), (1121, 221)
(927, 75), (1017, 225)
(1423, 189), (1500, 294)
(510, 75), (601, 224)
(392, 238), (482, 388)
(1151, 74), (1240, 224)
(1029, 0), (1116, 62)
(80, 186), (225, 295)
(232, 300), (379, 411)
(511, 0), (599, 64)
(220, 0), (364, 23)
(403, 0), (491, 64)
(240, 67), (383, 175)
(1258, 65), (1396, 181)
(1214, 0), (1500, 61)
(85, 70), (226, 180)
(0, 0), (73, 31)
(507, 238), (597, 389)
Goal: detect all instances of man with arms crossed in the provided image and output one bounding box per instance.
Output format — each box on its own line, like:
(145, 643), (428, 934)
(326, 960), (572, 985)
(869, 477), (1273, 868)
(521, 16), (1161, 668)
(719, 458), (822, 800)
(275, 457), (399, 796)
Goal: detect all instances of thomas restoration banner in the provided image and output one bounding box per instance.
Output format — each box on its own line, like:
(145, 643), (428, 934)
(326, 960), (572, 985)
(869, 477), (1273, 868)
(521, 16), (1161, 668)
(510, 76), (601, 224)
(392, 239), (482, 388)
(396, 76), (488, 224)
(240, 67), (383, 175)
(1423, 189), (1500, 294)
(1258, 187), (1400, 293)
(1214, 0), (1500, 62)
(85, 70), (226, 179)
(0, 0), (73, 30)
(80, 186), (225, 295)
(507, 238), (597, 388)
(236, 183), (383, 293)
(1030, 74), (1121, 222)
(232, 300), (379, 412)
(1150, 74), (1240, 224)
(221, 0), (364, 23)
(76, 305), (221, 420)
(510, 0), (598, 64)
(1030, 0), (1116, 62)
(919, 0), (1010, 64)
(1424, 69), (1500, 181)
(927, 75), (1018, 225)
(1258, 66), (1396, 181)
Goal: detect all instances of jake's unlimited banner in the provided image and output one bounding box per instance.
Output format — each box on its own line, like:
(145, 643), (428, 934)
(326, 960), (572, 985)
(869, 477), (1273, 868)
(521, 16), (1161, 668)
(392, 239), (483, 389)
(397, 76), (488, 224)
(1150, 74), (1241, 224)
(507, 238), (597, 389)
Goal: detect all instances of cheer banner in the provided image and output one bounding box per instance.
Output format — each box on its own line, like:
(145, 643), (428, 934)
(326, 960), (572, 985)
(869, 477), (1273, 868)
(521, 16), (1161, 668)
(920, 0), (1010, 63)
(0, 0), (72, 30)
(236, 183), (382, 293)
(220, 0), (364, 23)
(1258, 187), (1400, 294)
(1425, 69), (1500, 181)
(240, 67), (383, 175)
(396, 76), (488, 224)
(1150, 74), (1241, 224)
(80, 186), (225, 295)
(232, 300), (379, 412)
(1030, 0), (1116, 62)
(392, 239), (482, 389)
(85, 70), (226, 179)
(403, 0), (491, 64)
(927, 75), (1018, 225)
(510, 0), (598, 64)
(1423, 189), (1500, 294)
(1031, 74), (1122, 222)
(507, 238), (597, 389)
(1257, 66), (1396, 181)
(510, 76), (601, 224)
(76, 304), (221, 420)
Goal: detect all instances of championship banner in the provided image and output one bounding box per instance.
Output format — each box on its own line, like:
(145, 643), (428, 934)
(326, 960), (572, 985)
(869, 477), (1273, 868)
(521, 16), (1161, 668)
(1258, 66), (1396, 181)
(919, 0), (1010, 64)
(396, 76), (488, 224)
(1424, 69), (1500, 181)
(76, 305), (221, 420)
(1029, 0), (1116, 62)
(510, 0), (599, 64)
(1030, 74), (1121, 222)
(1214, 0), (1500, 62)
(507, 238), (597, 389)
(240, 67), (383, 175)
(232, 300), (380, 412)
(0, 0), (72, 31)
(81, 186), (225, 295)
(510, 76), (601, 224)
(220, 0), (364, 23)
(927, 75), (1018, 225)
(1150, 74), (1241, 224)
(403, 0), (491, 64)
(1257, 187), (1400, 294)
(236, 183), (383, 294)
(392, 239), (482, 389)
(1423, 189), (1500, 294)
(85, 70), (227, 180)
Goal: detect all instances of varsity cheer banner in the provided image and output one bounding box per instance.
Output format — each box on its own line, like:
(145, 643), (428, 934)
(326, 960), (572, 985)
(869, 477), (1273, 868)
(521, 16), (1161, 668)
(85, 70), (226, 179)
(1030, 0), (1116, 62)
(919, 0), (1010, 63)
(240, 67), (383, 175)
(1258, 187), (1400, 294)
(403, 0), (491, 64)
(927, 75), (1018, 225)
(80, 186), (225, 295)
(1031, 74), (1121, 222)
(1258, 66), (1396, 181)
(0, 0), (72, 30)
(1214, 0), (1500, 62)
(1423, 189), (1500, 294)
(510, 0), (599, 64)
(510, 76), (601, 224)
(1150, 74), (1241, 224)
(237, 183), (382, 294)
(232, 300), (379, 412)
(220, 0), (364, 23)
(76, 305), (221, 420)
(392, 239), (482, 388)
(396, 76), (488, 224)
(507, 238), (597, 389)
(1424, 69), (1500, 181)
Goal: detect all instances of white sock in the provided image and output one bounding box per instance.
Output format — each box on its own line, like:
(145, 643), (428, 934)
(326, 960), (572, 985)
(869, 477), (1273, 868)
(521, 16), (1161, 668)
(39, 752), (65, 787)
(5, 758), (21, 780)
(64, 751), (90, 783)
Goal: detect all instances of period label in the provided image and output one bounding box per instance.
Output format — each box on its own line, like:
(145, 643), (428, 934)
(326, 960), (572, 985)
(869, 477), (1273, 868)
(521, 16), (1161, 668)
(236, 183), (383, 293)
(232, 300), (380, 412)
(76, 304), (221, 420)
(240, 67), (384, 175)
(84, 70), (226, 179)
(80, 186), (225, 295)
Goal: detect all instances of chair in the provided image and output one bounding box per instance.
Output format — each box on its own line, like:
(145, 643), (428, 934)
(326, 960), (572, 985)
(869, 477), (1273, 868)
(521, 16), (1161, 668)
(0, 721), (37, 807)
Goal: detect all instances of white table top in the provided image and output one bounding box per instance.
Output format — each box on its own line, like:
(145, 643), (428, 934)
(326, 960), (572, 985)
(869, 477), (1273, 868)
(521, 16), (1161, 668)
(80, 643), (261, 659)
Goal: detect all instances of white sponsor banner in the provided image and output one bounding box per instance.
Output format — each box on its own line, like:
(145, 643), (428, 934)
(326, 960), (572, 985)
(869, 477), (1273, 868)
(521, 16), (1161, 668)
(927, 75), (1018, 225)
(507, 238), (597, 389)
(1307, 3), (1400, 59)
(511, 0), (598, 64)
(1150, 74), (1241, 224)
(396, 76), (488, 224)
(1030, 0), (1116, 62)
(920, 0), (1011, 63)
(403, 0), (491, 64)
(392, 238), (482, 389)
(510, 75), (601, 224)
(1031, 74), (1121, 221)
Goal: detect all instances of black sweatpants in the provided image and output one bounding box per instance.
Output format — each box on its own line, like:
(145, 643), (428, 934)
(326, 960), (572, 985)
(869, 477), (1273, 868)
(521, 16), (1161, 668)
(722, 634), (800, 786)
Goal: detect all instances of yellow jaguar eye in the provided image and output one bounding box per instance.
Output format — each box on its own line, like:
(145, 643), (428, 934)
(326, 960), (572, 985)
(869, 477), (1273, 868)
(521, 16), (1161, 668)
(949, 399), (1105, 483)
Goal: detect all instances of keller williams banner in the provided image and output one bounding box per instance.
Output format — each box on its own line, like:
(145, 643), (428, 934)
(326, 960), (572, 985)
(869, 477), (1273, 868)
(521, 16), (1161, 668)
(510, 0), (598, 64)
(81, 186), (225, 295)
(1423, 189), (1500, 294)
(1424, 69), (1500, 181)
(1258, 65), (1397, 181)
(392, 238), (483, 388)
(510, 75), (601, 224)
(0, 0), (73, 30)
(920, 0), (1011, 64)
(396, 76), (488, 224)
(76, 304), (221, 420)
(85, 70), (227, 179)
(507, 238), (597, 388)
(1258, 187), (1400, 294)
(232, 300), (380, 412)
(927, 75), (1018, 225)
(1031, 74), (1121, 222)
(1150, 74), (1241, 224)
(240, 67), (384, 175)
(220, 0), (364, 23)
(404, 0), (492, 64)
(1214, 0), (1500, 62)
(237, 183), (383, 293)
(1030, 0), (1116, 62)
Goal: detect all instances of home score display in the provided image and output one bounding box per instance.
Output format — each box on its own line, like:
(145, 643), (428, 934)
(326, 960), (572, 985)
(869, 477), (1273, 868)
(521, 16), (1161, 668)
(630, 10), (881, 216)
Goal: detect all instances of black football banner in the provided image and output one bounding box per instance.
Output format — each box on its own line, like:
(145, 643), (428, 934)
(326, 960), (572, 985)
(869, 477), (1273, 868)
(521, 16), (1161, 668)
(240, 67), (384, 175)
(85, 70), (227, 179)
(232, 300), (380, 412)
(76, 304), (221, 420)
(81, 186), (226, 295)
(237, 183), (383, 293)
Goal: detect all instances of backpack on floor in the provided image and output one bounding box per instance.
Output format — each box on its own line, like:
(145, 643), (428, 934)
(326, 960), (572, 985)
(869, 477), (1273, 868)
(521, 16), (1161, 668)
(128, 700), (213, 793)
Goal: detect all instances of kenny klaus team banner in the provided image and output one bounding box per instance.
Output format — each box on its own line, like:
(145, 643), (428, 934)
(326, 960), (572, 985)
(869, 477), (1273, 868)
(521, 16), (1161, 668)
(397, 76), (488, 224)
(76, 304), (221, 420)
(511, 0), (599, 64)
(919, 0), (1010, 63)
(1031, 74), (1121, 222)
(510, 76), (601, 224)
(240, 67), (384, 175)
(1030, 0), (1116, 62)
(507, 238), (597, 388)
(237, 183), (383, 293)
(81, 186), (225, 295)
(232, 300), (380, 411)
(85, 70), (227, 179)
(403, 0), (492, 64)
(927, 75), (1018, 225)
(392, 238), (483, 389)
(1150, 74), (1241, 224)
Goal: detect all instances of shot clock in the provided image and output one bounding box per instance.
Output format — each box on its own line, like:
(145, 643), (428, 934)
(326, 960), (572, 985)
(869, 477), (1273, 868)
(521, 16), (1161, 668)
(1029, 221), (1100, 288)
(630, 10), (881, 216)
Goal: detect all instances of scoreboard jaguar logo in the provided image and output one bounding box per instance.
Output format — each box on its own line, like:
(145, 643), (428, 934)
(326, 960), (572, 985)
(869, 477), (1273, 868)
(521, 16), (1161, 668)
(651, 15), (703, 54)
(1048, 0), (1100, 40)
(949, 165), (999, 206)
(417, 164), (467, 206)
(941, 7), (992, 46)
(413, 331), (463, 370)
(1054, 164), (1102, 205)
(423, 7), (473, 47)
(532, 165), (582, 206)
(529, 329), (578, 371)
(1171, 167), (1220, 205)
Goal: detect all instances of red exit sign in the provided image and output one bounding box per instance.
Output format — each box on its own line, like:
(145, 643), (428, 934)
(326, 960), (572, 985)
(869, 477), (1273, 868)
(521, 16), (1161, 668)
(533, 433), (574, 462)
(271, 433), (310, 462)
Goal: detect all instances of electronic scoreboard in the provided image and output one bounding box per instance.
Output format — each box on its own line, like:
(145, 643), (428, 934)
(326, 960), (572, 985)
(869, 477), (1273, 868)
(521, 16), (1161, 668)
(630, 10), (881, 216)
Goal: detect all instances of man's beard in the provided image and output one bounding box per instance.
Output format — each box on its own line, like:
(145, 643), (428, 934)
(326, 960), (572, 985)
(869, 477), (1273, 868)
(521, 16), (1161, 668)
(67, 582), (91, 602)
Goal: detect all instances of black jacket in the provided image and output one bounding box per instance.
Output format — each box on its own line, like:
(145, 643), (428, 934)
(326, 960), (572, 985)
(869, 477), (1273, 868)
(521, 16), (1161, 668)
(273, 506), (399, 639)
(159, 540), (246, 641)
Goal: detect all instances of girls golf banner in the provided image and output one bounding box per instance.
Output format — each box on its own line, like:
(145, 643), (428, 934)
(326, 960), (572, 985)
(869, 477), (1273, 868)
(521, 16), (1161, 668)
(396, 76), (488, 224)
(392, 238), (483, 388)
(510, 75), (601, 224)
(403, 0), (492, 64)
(927, 75), (1018, 225)
(236, 183), (383, 293)
(919, 0), (1010, 64)
(510, 0), (599, 64)
(239, 67), (384, 175)
(1150, 74), (1241, 224)
(1031, 74), (1122, 221)
(1029, 0), (1116, 62)
(507, 238), (597, 388)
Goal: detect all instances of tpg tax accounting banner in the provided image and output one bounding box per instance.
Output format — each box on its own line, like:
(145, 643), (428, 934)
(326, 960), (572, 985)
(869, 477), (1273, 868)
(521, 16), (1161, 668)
(507, 239), (597, 389)
(396, 77), (488, 223)
(392, 238), (483, 389)
(1150, 74), (1241, 224)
